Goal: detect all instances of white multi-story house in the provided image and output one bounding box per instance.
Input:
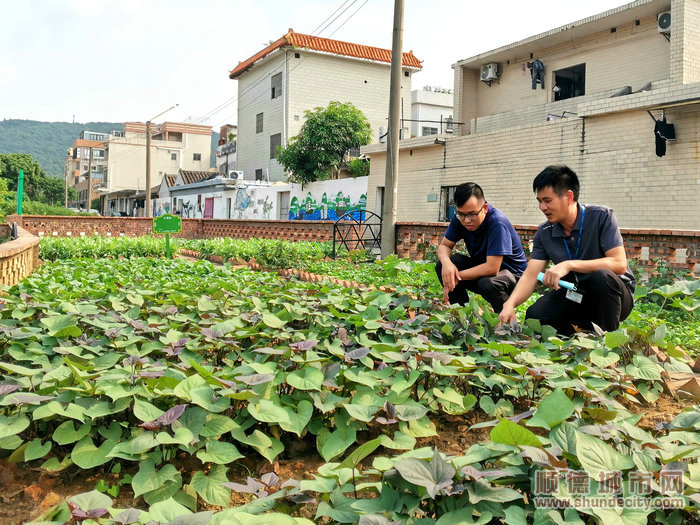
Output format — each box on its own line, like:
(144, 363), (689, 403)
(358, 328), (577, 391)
(100, 121), (212, 216)
(229, 29), (422, 184)
(410, 88), (454, 137)
(363, 0), (700, 230)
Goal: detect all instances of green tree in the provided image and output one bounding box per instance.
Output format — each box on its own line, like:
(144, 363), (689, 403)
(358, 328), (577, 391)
(276, 101), (372, 184)
(0, 153), (76, 212)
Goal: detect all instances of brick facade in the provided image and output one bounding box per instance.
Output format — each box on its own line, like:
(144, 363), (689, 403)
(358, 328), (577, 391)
(0, 223), (40, 288)
(395, 222), (700, 276)
(7, 215), (699, 276)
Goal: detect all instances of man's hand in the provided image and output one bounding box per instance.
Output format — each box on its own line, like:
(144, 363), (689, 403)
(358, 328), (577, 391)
(497, 305), (517, 326)
(442, 287), (451, 304)
(542, 261), (571, 289)
(441, 260), (461, 292)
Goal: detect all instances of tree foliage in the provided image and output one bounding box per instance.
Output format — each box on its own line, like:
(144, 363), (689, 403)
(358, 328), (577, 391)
(0, 153), (77, 217)
(276, 102), (372, 184)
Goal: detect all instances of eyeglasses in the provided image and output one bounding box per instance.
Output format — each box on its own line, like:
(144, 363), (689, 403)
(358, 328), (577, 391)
(455, 204), (485, 222)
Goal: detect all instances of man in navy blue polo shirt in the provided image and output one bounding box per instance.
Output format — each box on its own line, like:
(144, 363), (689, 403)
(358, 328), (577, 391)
(498, 165), (635, 335)
(436, 182), (527, 312)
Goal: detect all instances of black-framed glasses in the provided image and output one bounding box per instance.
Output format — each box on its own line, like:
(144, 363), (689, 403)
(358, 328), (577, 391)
(455, 203), (485, 222)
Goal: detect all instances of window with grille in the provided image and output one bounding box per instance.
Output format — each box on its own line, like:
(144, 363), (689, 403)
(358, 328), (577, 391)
(269, 133), (281, 159)
(256, 113), (264, 133)
(271, 72), (282, 99)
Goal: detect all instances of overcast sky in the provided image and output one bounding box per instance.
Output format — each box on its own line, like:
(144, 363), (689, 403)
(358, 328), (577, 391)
(1, 0), (630, 129)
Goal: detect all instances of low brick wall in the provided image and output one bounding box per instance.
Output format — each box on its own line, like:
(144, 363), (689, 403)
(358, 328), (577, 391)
(6, 215), (699, 275)
(396, 222), (700, 275)
(7, 215), (335, 243)
(0, 223), (40, 288)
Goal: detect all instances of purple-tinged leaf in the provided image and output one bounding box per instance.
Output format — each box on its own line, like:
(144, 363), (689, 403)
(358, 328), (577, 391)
(345, 347), (370, 362)
(165, 306), (179, 315)
(322, 362), (340, 388)
(138, 370), (165, 379)
(374, 417), (398, 425)
(113, 508), (141, 524)
(236, 373), (274, 386)
(285, 492), (316, 504)
(0, 384), (21, 396)
(260, 472), (279, 487)
(290, 339), (318, 352)
(105, 327), (122, 339)
(128, 320), (149, 331)
(336, 327), (352, 346)
(384, 401), (397, 418)
(6, 393), (55, 405)
(377, 362), (388, 371)
(422, 352), (453, 364)
(201, 328), (223, 340)
(461, 466), (513, 481)
(509, 410), (534, 423)
(157, 404), (187, 425)
(211, 376), (237, 389)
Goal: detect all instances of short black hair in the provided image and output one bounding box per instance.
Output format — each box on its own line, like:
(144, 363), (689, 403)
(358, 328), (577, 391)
(533, 165), (580, 201)
(453, 182), (484, 207)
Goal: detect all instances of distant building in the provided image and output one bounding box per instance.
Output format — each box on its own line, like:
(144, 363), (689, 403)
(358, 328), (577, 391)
(410, 88), (454, 137)
(216, 124), (238, 174)
(99, 121), (212, 216)
(64, 130), (113, 210)
(229, 28), (422, 184)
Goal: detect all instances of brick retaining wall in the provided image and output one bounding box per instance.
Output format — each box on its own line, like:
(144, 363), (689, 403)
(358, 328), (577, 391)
(396, 222), (700, 276)
(0, 223), (40, 288)
(7, 215), (699, 275)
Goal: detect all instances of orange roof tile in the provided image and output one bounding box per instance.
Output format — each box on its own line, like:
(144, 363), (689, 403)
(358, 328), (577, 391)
(229, 28), (422, 79)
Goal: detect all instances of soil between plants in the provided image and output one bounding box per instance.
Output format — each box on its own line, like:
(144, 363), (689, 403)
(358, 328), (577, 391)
(0, 396), (686, 524)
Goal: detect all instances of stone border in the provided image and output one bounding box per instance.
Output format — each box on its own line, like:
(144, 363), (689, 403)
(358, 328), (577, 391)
(178, 248), (402, 295)
(0, 223), (40, 288)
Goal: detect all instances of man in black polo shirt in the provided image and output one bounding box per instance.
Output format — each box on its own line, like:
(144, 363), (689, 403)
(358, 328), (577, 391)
(436, 182), (527, 312)
(498, 165), (634, 335)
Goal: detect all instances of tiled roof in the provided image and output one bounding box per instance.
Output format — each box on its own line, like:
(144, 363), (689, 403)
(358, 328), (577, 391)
(163, 174), (176, 188)
(179, 170), (212, 185)
(229, 28), (422, 78)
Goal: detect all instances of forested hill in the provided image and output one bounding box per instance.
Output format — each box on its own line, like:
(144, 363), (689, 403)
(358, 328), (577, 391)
(0, 120), (122, 177)
(0, 119), (219, 178)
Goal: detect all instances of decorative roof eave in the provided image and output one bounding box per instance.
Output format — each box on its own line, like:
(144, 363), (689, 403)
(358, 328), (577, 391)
(229, 28), (422, 79)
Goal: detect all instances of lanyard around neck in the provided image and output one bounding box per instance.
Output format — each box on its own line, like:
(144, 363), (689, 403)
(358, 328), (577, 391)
(563, 206), (585, 260)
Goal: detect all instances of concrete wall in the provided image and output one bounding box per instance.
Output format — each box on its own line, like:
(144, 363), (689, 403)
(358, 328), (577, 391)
(364, 103), (700, 230)
(410, 89), (454, 137)
(236, 48), (414, 183)
(471, 14), (668, 122)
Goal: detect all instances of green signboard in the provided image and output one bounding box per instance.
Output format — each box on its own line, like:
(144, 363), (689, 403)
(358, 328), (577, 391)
(153, 213), (182, 234)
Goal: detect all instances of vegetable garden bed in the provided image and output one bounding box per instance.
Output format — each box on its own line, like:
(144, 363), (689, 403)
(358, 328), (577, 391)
(0, 238), (699, 524)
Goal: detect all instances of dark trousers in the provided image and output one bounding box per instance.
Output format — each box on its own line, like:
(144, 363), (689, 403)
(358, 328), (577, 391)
(526, 269), (634, 336)
(435, 254), (518, 313)
(532, 69), (545, 89)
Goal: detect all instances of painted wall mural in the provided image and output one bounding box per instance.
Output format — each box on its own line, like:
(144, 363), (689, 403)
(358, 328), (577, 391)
(289, 191), (366, 221)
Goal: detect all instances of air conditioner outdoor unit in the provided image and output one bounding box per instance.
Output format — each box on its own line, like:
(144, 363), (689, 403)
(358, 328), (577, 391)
(480, 63), (499, 82)
(657, 11), (671, 34)
(227, 170), (243, 179)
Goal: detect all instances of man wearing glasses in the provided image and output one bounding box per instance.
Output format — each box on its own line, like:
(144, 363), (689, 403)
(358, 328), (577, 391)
(498, 165), (635, 335)
(436, 182), (527, 312)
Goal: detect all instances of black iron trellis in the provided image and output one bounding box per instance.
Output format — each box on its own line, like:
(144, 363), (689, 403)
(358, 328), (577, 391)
(332, 209), (382, 259)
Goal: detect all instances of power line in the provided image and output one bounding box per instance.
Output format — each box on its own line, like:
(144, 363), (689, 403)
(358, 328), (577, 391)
(310, 0), (353, 35)
(193, 0), (370, 128)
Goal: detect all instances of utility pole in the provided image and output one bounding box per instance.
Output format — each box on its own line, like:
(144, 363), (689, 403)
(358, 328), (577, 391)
(86, 146), (93, 212)
(381, 0), (404, 258)
(145, 104), (178, 217)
